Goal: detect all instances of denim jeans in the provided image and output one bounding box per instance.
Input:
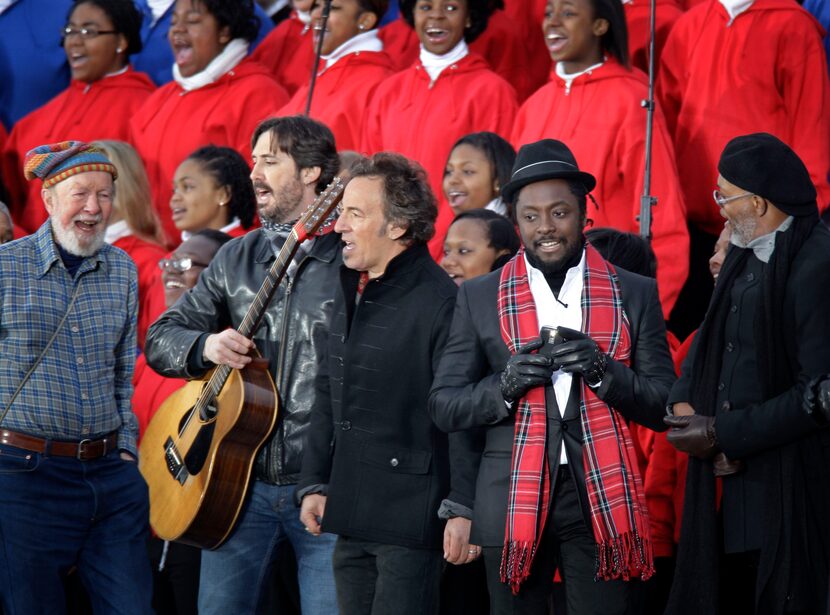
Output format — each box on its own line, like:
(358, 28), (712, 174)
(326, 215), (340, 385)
(0, 444), (152, 615)
(198, 480), (338, 615)
(332, 535), (443, 615)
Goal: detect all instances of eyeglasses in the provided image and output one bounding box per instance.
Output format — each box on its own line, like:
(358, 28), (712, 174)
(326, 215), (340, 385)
(61, 26), (119, 41)
(712, 189), (754, 208)
(158, 257), (210, 273)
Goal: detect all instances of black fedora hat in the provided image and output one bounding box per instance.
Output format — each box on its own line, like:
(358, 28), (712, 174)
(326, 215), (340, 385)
(502, 139), (596, 203)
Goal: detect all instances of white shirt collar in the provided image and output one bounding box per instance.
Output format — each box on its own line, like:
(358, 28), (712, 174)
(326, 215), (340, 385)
(730, 216), (793, 263)
(0, 0), (17, 16)
(181, 218), (240, 242)
(419, 39), (469, 82)
(322, 30), (383, 70)
(147, 0), (174, 23)
(485, 197), (507, 217)
(555, 57), (605, 94)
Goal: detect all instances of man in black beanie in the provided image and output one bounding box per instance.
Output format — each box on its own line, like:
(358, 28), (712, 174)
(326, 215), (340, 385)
(663, 132), (830, 615)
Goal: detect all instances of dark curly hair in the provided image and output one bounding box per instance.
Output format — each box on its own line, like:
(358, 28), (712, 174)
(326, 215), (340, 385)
(67, 0), (143, 55)
(350, 153), (437, 245)
(400, 0), (493, 44)
(186, 145), (257, 229)
(586, 227), (656, 278)
(192, 0), (260, 43)
(251, 116), (340, 195)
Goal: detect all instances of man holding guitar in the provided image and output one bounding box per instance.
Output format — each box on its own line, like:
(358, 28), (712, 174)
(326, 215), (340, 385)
(145, 116), (342, 615)
(297, 153), (458, 615)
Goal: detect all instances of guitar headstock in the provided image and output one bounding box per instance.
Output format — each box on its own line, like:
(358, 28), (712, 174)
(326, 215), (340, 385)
(293, 176), (346, 243)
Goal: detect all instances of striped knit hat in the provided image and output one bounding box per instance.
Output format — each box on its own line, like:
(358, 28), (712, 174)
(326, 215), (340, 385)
(24, 141), (118, 188)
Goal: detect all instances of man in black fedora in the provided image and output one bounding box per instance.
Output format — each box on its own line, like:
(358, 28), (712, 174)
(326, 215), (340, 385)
(663, 133), (830, 615)
(429, 139), (676, 614)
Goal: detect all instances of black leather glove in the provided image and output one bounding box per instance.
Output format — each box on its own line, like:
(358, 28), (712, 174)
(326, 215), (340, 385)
(547, 327), (608, 387)
(499, 338), (553, 403)
(664, 414), (718, 459)
(802, 375), (830, 425)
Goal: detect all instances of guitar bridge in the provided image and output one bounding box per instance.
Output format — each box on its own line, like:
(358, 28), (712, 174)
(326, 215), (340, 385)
(164, 436), (189, 485)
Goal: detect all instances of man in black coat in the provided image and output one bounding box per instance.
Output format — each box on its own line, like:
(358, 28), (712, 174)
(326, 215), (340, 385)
(297, 153), (458, 615)
(428, 139), (676, 615)
(663, 133), (830, 615)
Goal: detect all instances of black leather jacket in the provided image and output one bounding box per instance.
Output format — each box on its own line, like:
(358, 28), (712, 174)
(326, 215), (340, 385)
(145, 230), (341, 485)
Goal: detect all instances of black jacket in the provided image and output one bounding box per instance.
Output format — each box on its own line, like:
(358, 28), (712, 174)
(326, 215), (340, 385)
(297, 245), (458, 549)
(145, 230), (341, 485)
(428, 260), (676, 546)
(668, 223), (830, 614)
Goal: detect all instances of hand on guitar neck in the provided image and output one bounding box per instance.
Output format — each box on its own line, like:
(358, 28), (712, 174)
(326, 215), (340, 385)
(203, 330), (255, 369)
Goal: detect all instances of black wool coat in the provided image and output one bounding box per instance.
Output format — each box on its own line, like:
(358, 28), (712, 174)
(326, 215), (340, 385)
(298, 244), (458, 549)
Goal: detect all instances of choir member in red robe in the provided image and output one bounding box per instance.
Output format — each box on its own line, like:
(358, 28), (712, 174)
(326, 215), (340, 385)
(250, 0), (315, 95)
(131, 0), (288, 245)
(1, 0), (154, 235)
(169, 145), (257, 242)
(379, 8), (541, 101)
(658, 0), (830, 239)
(512, 0), (688, 317)
(623, 0), (683, 74)
(278, 0), (394, 152)
(95, 140), (168, 350)
(365, 0), (518, 260)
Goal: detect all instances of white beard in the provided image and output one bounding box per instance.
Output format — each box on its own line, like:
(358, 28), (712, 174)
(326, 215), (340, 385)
(52, 217), (105, 257)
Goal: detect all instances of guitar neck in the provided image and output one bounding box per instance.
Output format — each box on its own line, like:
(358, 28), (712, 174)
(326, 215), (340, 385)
(204, 231), (302, 400)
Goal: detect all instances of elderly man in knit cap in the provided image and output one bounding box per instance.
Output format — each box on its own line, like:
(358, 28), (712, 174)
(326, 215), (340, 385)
(663, 133), (830, 615)
(0, 141), (151, 614)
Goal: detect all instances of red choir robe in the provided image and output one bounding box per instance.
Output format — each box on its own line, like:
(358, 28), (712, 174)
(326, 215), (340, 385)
(132, 352), (185, 441)
(379, 13), (544, 101)
(657, 0), (830, 236)
(512, 58), (689, 317)
(363, 53), (518, 259)
(130, 59), (288, 245)
(278, 50), (394, 152)
(250, 10), (314, 96)
(1, 69), (155, 234)
(624, 0), (684, 75)
(113, 234), (167, 350)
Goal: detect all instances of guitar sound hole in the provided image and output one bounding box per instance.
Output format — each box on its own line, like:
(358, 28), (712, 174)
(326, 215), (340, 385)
(183, 422), (216, 475)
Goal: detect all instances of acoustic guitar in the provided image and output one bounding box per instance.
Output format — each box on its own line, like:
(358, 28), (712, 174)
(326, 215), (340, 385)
(139, 178), (346, 549)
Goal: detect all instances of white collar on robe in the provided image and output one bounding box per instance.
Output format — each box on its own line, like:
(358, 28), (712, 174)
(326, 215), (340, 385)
(105, 219), (132, 244)
(322, 30), (383, 70)
(172, 38), (249, 92)
(720, 0), (754, 21)
(419, 39), (469, 82)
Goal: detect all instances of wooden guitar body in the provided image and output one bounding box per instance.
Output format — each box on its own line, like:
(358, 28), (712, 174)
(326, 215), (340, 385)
(139, 356), (277, 550)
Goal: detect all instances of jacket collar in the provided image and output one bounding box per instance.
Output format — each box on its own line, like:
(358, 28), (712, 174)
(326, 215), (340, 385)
(254, 228), (341, 265)
(34, 221), (106, 279)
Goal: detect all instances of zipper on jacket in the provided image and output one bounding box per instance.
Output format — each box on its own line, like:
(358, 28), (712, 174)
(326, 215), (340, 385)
(274, 275), (294, 391)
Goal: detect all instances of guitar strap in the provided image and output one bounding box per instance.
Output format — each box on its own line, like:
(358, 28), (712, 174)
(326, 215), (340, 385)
(0, 278), (84, 428)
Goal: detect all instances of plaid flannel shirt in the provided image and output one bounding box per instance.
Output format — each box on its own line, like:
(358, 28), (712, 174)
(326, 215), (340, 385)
(0, 222), (139, 455)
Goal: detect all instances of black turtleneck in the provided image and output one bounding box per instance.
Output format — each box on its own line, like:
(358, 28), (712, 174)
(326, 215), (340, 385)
(56, 243), (87, 278)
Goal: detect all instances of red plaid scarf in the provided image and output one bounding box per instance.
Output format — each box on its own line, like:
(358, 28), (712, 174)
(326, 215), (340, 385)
(497, 244), (654, 593)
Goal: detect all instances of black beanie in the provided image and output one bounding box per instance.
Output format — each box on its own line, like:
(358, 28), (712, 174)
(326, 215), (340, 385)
(717, 132), (817, 217)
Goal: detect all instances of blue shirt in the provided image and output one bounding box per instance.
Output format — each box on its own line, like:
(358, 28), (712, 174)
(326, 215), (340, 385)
(0, 0), (72, 130)
(0, 222), (139, 455)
